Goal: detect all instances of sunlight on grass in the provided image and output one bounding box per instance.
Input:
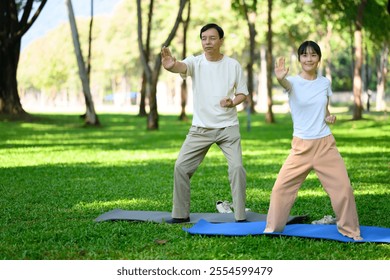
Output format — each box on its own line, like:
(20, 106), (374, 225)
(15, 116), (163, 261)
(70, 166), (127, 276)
(0, 148), (179, 167)
(74, 198), (161, 211)
(295, 188), (389, 197)
(339, 146), (389, 153)
(294, 189), (329, 197)
(243, 139), (291, 147)
(0, 113), (389, 260)
(354, 189), (390, 195)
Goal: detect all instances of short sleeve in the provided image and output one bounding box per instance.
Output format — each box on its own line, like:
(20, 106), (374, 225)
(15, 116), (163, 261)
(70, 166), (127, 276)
(180, 55), (195, 79)
(326, 78), (333, 97)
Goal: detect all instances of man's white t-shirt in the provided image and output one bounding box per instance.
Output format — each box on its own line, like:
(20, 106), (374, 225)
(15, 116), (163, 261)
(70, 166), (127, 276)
(182, 54), (249, 128)
(286, 75), (332, 139)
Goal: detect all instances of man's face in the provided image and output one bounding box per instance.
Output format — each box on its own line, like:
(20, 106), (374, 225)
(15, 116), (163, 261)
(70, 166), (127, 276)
(201, 28), (223, 54)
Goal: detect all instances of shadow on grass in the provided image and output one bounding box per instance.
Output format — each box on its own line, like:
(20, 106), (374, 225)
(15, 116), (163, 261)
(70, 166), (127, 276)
(1, 159), (388, 225)
(0, 112), (389, 259)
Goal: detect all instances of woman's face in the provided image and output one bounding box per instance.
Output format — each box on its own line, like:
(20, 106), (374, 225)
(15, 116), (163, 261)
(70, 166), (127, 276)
(299, 47), (320, 73)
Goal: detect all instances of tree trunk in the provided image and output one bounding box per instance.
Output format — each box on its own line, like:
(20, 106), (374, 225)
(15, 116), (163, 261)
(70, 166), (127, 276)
(242, 1), (257, 114)
(324, 24), (333, 83)
(265, 0), (274, 123)
(138, 72), (147, 117)
(137, 0), (188, 130)
(0, 0), (47, 117)
(65, 0), (99, 126)
(138, 0), (153, 118)
(86, 0), (94, 80)
(257, 45), (268, 113)
(80, 0), (93, 120)
(179, 80), (188, 121)
(136, 0), (153, 120)
(376, 44), (388, 111)
(179, 0), (190, 121)
(246, 63), (253, 108)
(147, 71), (160, 130)
(0, 37), (26, 115)
(352, 0), (367, 120)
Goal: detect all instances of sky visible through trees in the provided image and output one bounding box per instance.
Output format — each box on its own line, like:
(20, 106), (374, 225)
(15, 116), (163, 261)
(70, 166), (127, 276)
(22, 0), (122, 49)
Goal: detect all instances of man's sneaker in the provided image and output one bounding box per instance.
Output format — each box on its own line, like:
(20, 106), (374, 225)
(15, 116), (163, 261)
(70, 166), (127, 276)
(312, 215), (337, 225)
(165, 217), (190, 224)
(216, 201), (233, 213)
(216, 201), (251, 213)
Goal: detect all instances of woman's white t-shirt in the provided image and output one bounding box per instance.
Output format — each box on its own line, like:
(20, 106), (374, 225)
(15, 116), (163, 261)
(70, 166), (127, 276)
(286, 75), (332, 139)
(182, 54), (248, 128)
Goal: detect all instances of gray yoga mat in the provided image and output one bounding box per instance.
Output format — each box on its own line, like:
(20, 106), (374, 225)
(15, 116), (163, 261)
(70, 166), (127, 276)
(94, 209), (307, 224)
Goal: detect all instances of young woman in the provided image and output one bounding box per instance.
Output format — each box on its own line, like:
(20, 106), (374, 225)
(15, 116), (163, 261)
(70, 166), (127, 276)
(264, 41), (362, 240)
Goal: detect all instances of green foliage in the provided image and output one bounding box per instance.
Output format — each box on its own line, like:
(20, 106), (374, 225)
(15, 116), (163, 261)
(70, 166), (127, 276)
(364, 0), (390, 44)
(17, 0), (390, 104)
(0, 112), (389, 260)
(331, 52), (353, 91)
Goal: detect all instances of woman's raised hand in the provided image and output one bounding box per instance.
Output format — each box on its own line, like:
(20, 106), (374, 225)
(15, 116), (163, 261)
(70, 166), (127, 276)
(275, 57), (289, 80)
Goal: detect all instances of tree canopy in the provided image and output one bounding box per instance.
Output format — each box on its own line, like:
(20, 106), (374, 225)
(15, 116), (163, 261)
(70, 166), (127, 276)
(15, 0), (390, 120)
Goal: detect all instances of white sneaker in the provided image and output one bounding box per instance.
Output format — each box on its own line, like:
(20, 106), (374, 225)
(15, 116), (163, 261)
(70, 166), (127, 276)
(216, 200), (251, 213)
(216, 200), (233, 213)
(312, 215), (337, 225)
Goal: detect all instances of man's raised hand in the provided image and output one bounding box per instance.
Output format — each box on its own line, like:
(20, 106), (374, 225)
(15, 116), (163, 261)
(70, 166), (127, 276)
(161, 46), (176, 70)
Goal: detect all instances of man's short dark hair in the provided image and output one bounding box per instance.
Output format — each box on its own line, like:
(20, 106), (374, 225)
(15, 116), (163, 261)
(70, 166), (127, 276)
(200, 23), (224, 39)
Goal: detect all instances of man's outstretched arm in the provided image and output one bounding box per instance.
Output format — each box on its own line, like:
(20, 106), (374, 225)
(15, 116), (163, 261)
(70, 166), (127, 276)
(161, 46), (187, 74)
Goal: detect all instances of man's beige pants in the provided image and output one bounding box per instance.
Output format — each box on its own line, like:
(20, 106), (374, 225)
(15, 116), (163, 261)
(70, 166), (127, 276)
(264, 134), (361, 239)
(172, 125), (246, 221)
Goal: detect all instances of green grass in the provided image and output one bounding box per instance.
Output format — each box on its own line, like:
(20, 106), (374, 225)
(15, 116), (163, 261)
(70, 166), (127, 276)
(0, 112), (389, 260)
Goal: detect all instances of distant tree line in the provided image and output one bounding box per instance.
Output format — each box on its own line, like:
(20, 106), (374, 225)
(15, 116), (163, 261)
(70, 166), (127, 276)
(1, 0), (389, 129)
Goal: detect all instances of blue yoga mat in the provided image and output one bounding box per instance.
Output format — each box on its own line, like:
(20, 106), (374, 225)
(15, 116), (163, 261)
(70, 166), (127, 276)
(183, 219), (390, 243)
